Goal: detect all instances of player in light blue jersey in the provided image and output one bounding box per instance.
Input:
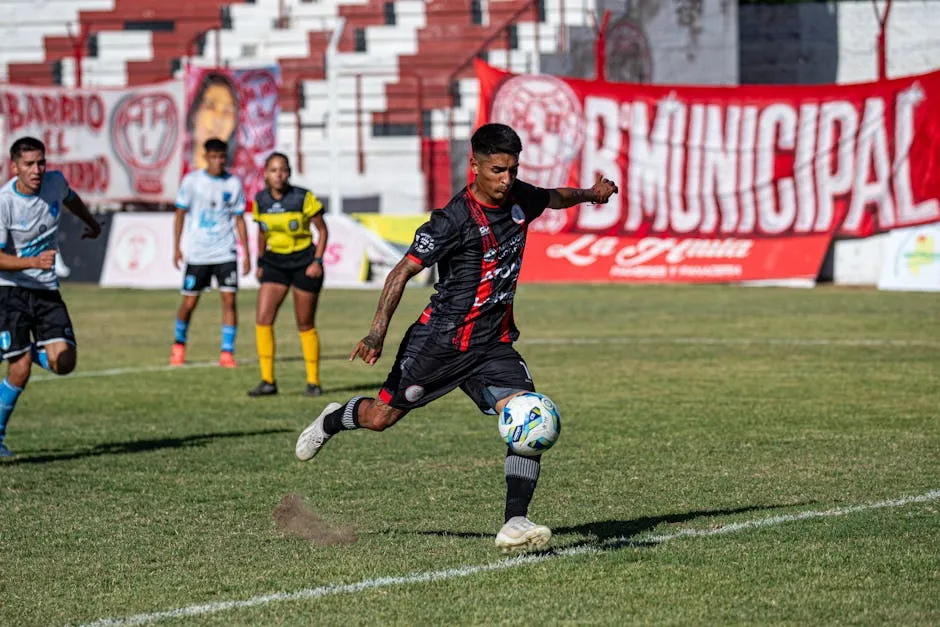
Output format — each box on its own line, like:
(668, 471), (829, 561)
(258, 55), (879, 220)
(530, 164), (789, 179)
(170, 138), (250, 368)
(0, 136), (102, 458)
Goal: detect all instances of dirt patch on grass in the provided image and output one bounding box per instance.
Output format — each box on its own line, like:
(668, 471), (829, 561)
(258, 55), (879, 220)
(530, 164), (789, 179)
(273, 493), (358, 546)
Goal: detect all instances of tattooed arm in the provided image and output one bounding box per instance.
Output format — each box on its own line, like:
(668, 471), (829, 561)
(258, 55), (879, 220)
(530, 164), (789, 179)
(547, 173), (619, 209)
(349, 255), (425, 365)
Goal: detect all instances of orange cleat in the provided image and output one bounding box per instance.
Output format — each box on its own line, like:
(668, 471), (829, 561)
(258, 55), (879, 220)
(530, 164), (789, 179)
(219, 351), (237, 368)
(170, 342), (186, 366)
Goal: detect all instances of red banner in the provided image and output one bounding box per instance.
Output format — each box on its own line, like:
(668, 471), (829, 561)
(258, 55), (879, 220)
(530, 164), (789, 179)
(0, 82), (184, 202)
(520, 232), (831, 283)
(475, 60), (940, 240)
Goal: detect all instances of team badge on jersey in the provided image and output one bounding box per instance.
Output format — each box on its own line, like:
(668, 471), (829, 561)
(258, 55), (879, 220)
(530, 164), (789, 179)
(0, 331), (10, 351)
(511, 204), (525, 225)
(404, 385), (425, 402)
(414, 233), (435, 254)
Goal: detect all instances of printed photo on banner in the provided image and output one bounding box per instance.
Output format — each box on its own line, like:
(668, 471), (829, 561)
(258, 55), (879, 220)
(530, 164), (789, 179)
(183, 66), (280, 203)
(0, 82), (185, 202)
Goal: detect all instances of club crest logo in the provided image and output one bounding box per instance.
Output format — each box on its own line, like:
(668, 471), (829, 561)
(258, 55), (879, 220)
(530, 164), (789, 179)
(414, 233), (435, 254)
(404, 385), (425, 402)
(113, 225), (158, 272)
(0, 331), (10, 351)
(511, 204), (526, 225)
(111, 91), (180, 195)
(491, 75), (585, 188)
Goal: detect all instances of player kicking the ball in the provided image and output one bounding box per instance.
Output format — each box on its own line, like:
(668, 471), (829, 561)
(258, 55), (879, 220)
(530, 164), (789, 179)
(295, 123), (618, 552)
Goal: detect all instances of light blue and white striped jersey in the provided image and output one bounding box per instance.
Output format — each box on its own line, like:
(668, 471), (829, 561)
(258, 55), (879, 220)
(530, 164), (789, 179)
(176, 170), (246, 265)
(0, 171), (74, 290)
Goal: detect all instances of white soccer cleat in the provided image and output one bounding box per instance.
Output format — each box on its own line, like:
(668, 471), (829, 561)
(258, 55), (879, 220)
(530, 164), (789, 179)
(495, 516), (552, 553)
(295, 402), (342, 461)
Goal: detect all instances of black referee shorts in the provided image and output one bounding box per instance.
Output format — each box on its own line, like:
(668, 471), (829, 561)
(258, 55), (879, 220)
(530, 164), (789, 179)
(259, 249), (323, 293)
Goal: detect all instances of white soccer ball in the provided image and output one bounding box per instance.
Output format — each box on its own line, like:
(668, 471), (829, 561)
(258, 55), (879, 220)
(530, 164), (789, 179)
(498, 392), (562, 456)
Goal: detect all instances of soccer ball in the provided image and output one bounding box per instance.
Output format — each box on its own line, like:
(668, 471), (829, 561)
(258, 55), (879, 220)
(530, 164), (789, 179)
(498, 392), (562, 456)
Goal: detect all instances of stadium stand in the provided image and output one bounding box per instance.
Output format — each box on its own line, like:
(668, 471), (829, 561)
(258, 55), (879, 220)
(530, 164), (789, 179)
(0, 0), (593, 210)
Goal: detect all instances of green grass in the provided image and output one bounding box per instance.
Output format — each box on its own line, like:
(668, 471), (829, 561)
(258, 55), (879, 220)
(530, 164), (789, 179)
(1, 284), (938, 626)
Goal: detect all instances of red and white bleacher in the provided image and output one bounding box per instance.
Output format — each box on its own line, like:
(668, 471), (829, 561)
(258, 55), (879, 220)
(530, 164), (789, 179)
(0, 0), (591, 211)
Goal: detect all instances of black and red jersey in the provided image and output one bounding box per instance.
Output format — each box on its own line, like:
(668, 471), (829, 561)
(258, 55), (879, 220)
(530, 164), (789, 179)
(406, 180), (550, 351)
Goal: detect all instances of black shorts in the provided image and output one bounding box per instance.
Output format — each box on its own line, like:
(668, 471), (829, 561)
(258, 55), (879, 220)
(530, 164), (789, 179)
(182, 262), (238, 295)
(0, 286), (76, 360)
(378, 322), (535, 415)
(260, 249), (323, 293)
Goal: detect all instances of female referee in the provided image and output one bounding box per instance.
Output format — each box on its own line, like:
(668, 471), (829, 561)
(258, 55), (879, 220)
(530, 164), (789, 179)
(248, 153), (329, 397)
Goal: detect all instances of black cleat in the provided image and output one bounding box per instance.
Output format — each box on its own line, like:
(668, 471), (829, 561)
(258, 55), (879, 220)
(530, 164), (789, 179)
(303, 383), (323, 397)
(248, 380), (278, 397)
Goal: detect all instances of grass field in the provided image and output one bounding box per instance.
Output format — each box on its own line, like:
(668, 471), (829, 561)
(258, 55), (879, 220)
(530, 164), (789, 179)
(1, 283), (938, 626)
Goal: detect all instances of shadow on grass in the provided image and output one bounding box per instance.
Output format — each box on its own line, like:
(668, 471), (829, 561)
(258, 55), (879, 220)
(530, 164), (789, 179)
(6, 428), (293, 465)
(413, 502), (811, 552)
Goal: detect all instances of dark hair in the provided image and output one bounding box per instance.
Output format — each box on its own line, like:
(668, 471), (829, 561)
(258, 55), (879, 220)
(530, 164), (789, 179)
(264, 152), (290, 170)
(186, 71), (239, 163)
(10, 136), (45, 161)
(471, 123), (522, 158)
(204, 138), (228, 154)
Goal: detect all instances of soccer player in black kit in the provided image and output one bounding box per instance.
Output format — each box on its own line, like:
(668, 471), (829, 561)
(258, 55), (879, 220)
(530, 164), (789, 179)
(295, 123), (618, 552)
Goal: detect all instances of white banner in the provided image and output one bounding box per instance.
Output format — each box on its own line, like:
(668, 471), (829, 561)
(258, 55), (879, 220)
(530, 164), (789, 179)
(877, 224), (940, 292)
(0, 82), (184, 203)
(100, 213), (367, 290)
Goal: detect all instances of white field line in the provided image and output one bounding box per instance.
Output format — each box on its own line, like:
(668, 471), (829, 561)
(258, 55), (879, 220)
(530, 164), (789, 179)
(29, 359), (247, 382)
(31, 335), (939, 383)
(521, 336), (940, 348)
(78, 489), (940, 627)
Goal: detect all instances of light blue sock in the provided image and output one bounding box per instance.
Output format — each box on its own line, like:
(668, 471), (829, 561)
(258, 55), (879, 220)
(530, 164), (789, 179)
(0, 378), (24, 442)
(174, 318), (189, 345)
(30, 344), (52, 372)
(221, 325), (236, 353)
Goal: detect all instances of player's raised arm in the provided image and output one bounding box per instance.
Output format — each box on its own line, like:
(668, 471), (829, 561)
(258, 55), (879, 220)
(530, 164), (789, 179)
(349, 255), (424, 365)
(546, 173), (618, 209)
(62, 191), (101, 240)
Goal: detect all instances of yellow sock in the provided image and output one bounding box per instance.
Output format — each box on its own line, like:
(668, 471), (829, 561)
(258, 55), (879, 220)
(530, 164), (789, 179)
(299, 327), (320, 385)
(256, 324), (275, 383)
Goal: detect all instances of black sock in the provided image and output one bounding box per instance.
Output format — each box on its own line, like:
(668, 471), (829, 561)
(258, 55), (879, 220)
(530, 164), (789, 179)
(322, 397), (365, 436)
(504, 451), (541, 522)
